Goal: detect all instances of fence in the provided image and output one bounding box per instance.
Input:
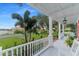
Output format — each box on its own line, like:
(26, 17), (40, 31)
(0, 37), (49, 56)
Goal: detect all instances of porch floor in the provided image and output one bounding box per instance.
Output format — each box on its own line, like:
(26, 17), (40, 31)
(39, 36), (71, 56)
(39, 46), (59, 56)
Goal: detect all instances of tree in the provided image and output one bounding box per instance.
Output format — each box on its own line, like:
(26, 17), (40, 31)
(66, 24), (76, 32)
(26, 16), (37, 41)
(36, 14), (49, 31)
(12, 10), (37, 42)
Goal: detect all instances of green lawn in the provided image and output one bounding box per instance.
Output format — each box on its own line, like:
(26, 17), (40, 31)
(31, 32), (48, 40)
(0, 32), (48, 50)
(0, 36), (25, 49)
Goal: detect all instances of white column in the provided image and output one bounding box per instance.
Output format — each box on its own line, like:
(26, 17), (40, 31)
(48, 16), (53, 47)
(62, 23), (64, 33)
(62, 23), (65, 39)
(0, 47), (2, 56)
(58, 22), (61, 40)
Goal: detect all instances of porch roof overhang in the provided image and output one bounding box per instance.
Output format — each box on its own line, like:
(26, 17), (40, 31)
(29, 3), (79, 24)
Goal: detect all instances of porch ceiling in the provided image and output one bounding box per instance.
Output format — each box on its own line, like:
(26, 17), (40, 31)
(29, 3), (79, 24)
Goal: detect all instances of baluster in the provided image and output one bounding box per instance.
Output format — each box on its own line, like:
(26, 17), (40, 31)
(46, 39), (47, 46)
(33, 42), (35, 54)
(39, 41), (41, 51)
(33, 43), (35, 55)
(24, 46), (26, 56)
(37, 41), (39, 52)
(42, 40), (44, 48)
(36, 41), (38, 52)
(36, 42), (38, 53)
(32, 43), (33, 56)
(38, 41), (40, 52)
(40, 40), (42, 50)
(27, 45), (28, 56)
(43, 40), (44, 48)
(16, 48), (18, 56)
(46, 39), (47, 45)
(47, 39), (49, 45)
(35, 42), (36, 54)
(37, 41), (38, 53)
(30, 43), (32, 56)
(20, 47), (22, 56)
(35, 42), (37, 54)
(42, 40), (43, 46)
(6, 51), (8, 56)
(44, 39), (46, 47)
(11, 49), (14, 56)
(44, 39), (45, 47)
(41, 40), (43, 49)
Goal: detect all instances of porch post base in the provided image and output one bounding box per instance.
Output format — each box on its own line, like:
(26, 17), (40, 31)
(48, 35), (53, 47)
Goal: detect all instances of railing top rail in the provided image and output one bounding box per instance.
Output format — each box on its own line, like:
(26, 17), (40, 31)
(3, 37), (48, 52)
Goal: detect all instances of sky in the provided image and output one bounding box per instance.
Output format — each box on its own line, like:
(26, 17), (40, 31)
(0, 3), (40, 29)
(0, 3), (77, 29)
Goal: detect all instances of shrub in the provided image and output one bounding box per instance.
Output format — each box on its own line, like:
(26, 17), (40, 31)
(65, 36), (74, 47)
(14, 30), (24, 34)
(53, 31), (58, 38)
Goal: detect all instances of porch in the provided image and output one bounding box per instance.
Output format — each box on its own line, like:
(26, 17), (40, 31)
(0, 3), (79, 56)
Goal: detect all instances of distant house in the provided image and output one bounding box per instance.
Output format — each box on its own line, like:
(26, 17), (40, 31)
(14, 25), (24, 33)
(15, 25), (22, 29)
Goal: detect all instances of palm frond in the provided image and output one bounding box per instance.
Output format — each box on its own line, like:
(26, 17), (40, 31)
(12, 13), (23, 22)
(24, 10), (30, 21)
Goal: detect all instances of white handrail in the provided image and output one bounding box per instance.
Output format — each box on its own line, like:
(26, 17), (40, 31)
(3, 37), (48, 52)
(2, 37), (49, 56)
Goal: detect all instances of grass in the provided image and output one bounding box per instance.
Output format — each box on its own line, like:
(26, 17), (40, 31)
(31, 32), (48, 40)
(0, 32), (48, 50)
(0, 36), (25, 49)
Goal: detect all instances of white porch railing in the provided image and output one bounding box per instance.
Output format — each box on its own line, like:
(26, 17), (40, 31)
(0, 37), (49, 56)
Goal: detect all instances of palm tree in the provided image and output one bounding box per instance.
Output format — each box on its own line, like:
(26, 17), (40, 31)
(12, 10), (37, 42)
(26, 16), (37, 41)
(36, 14), (49, 30)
